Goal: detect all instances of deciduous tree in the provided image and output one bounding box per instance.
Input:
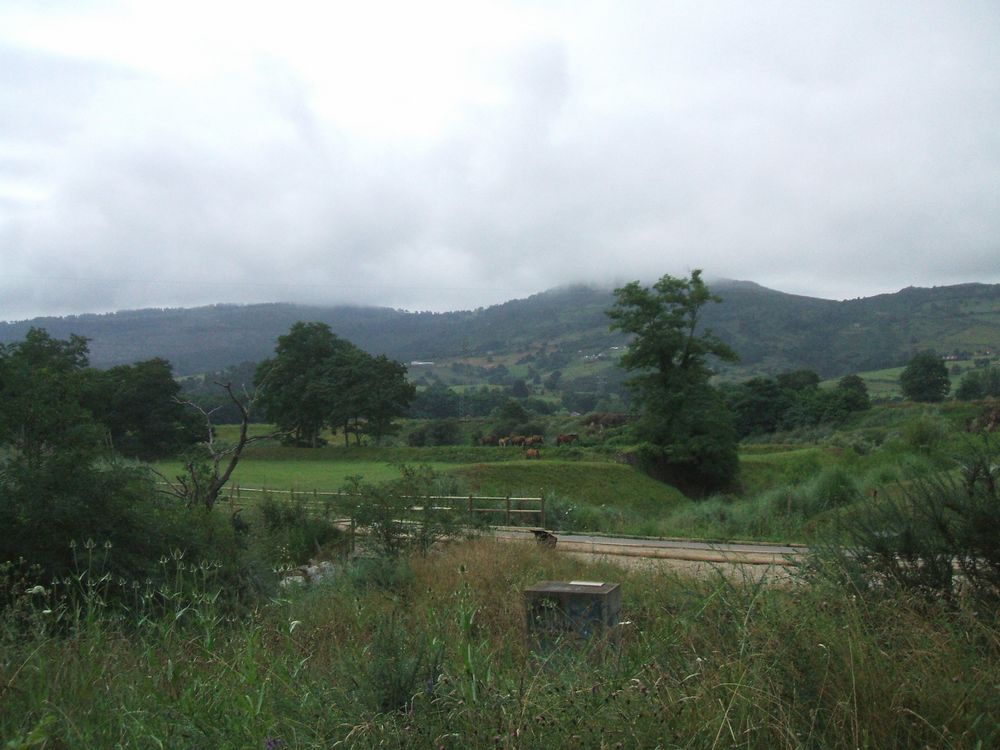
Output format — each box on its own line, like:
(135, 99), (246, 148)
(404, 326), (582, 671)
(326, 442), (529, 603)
(0, 328), (98, 468)
(255, 322), (415, 447)
(607, 270), (739, 494)
(357, 355), (416, 445)
(254, 322), (357, 446)
(84, 358), (202, 459)
(900, 351), (951, 403)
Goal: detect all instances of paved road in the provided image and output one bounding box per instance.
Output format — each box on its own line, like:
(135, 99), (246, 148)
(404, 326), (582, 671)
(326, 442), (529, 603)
(492, 528), (806, 566)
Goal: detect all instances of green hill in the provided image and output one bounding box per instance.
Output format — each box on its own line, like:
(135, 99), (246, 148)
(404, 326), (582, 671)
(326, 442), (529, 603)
(1, 281), (998, 383)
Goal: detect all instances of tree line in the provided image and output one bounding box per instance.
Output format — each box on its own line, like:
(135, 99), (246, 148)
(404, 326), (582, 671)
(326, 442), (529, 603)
(0, 323), (419, 589)
(0, 329), (207, 584)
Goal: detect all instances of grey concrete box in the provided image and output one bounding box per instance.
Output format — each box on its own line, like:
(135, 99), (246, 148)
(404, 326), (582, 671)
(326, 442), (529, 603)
(524, 580), (621, 639)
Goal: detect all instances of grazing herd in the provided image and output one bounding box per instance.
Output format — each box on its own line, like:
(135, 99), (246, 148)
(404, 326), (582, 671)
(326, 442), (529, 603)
(472, 413), (632, 460)
(478, 432), (579, 459)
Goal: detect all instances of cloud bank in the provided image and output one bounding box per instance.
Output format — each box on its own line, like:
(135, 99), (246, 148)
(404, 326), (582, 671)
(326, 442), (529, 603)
(2, 1), (999, 320)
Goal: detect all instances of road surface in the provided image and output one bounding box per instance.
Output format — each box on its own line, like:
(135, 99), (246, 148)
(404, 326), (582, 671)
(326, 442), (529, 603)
(492, 528), (806, 568)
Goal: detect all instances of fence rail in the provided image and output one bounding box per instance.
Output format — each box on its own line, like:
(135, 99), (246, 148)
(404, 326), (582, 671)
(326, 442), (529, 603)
(161, 483), (546, 528)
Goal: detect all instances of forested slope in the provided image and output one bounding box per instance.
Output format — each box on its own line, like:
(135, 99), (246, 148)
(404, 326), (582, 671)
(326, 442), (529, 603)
(2, 281), (998, 379)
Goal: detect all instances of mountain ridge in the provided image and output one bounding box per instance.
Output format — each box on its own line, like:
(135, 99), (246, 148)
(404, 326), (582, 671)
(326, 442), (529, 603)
(2, 281), (998, 380)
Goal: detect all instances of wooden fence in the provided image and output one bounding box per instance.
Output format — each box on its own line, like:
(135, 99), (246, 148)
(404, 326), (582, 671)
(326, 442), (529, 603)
(206, 484), (546, 529)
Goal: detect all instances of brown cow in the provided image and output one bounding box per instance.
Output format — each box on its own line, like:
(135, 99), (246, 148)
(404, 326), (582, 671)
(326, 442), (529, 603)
(524, 435), (544, 447)
(556, 433), (578, 446)
(479, 435), (498, 446)
(525, 448), (541, 459)
(511, 435), (527, 446)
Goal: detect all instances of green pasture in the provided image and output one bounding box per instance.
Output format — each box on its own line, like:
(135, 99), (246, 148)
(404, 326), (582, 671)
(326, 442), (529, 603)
(736, 446), (837, 496)
(168, 398), (992, 542)
(454, 460), (684, 507)
(825, 357), (994, 400)
(154, 456), (439, 492)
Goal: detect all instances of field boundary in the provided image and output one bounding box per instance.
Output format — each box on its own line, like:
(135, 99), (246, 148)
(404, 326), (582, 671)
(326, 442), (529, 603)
(159, 483), (546, 528)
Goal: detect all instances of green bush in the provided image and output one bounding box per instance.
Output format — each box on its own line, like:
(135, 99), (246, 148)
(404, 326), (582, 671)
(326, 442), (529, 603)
(347, 555), (416, 591)
(0, 459), (178, 588)
(809, 434), (1000, 604)
(343, 465), (466, 559)
(902, 414), (951, 454)
(257, 493), (345, 565)
(805, 466), (862, 514)
(406, 419), (463, 446)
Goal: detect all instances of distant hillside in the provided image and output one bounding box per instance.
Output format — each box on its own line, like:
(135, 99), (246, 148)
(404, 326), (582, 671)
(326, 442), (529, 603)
(1, 281), (998, 380)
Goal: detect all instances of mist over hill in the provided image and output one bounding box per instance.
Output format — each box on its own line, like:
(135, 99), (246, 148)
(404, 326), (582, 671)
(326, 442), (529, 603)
(2, 281), (998, 380)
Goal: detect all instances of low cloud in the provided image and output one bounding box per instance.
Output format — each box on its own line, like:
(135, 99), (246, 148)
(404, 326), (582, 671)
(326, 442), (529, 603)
(2, 1), (999, 320)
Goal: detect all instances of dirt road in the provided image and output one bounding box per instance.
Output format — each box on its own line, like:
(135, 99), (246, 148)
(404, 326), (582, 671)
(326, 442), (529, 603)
(494, 528), (805, 580)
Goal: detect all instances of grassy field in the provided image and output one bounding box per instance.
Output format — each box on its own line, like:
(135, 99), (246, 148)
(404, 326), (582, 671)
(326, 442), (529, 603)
(824, 357), (998, 400)
(8, 398), (1000, 747)
(159, 399), (986, 544)
(156, 455), (443, 491)
(3, 538), (997, 749)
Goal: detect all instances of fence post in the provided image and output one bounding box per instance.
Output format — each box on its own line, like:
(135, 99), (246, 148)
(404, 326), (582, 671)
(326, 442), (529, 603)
(540, 490), (546, 529)
(506, 494), (511, 526)
(468, 495), (473, 522)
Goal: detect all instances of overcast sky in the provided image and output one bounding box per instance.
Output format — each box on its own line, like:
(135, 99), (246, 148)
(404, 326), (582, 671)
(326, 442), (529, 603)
(2, 1), (999, 321)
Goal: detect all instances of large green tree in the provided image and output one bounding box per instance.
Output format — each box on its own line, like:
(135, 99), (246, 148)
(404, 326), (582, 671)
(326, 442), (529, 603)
(0, 328), (98, 469)
(607, 270), (739, 494)
(356, 355), (416, 445)
(84, 358), (202, 459)
(254, 322), (356, 446)
(900, 351), (951, 403)
(956, 366), (1000, 400)
(254, 322), (414, 447)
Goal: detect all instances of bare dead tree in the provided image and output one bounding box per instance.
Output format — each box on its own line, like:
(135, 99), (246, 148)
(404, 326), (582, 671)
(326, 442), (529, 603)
(156, 381), (284, 511)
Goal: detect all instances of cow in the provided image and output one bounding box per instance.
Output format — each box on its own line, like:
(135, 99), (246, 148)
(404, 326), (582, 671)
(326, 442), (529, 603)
(498, 436), (511, 447)
(531, 529), (557, 547)
(479, 435), (498, 446)
(525, 448), (541, 459)
(556, 433), (578, 446)
(524, 435), (544, 447)
(511, 435), (527, 446)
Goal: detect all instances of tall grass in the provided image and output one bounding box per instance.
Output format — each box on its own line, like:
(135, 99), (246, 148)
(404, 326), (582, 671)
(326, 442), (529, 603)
(3, 539), (998, 748)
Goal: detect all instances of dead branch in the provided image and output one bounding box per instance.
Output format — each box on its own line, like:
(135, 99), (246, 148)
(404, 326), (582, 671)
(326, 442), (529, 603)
(160, 381), (286, 510)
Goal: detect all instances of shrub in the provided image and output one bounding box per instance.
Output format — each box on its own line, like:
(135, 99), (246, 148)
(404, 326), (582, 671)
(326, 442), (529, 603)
(407, 419), (463, 447)
(343, 466), (466, 559)
(809, 433), (1000, 605)
(0, 459), (178, 589)
(258, 493), (345, 565)
(902, 414), (951, 454)
(806, 466), (862, 513)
